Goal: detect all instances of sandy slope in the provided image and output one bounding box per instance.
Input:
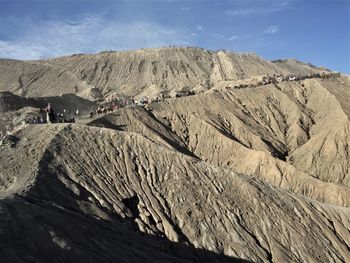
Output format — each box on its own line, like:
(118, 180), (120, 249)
(0, 47), (325, 98)
(0, 124), (349, 262)
(90, 76), (350, 207)
(0, 47), (349, 263)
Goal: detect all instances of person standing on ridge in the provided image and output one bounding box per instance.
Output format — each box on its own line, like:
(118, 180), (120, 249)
(45, 103), (55, 123)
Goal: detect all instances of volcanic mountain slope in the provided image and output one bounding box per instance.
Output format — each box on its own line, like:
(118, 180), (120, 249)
(0, 75), (349, 262)
(90, 75), (350, 207)
(0, 59), (85, 97)
(0, 48), (349, 262)
(0, 47), (327, 99)
(0, 124), (349, 263)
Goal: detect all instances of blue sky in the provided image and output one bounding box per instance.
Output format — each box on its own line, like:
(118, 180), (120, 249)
(0, 0), (349, 73)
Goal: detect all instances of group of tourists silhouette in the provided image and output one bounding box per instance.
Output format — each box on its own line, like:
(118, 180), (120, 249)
(26, 103), (77, 124)
(90, 95), (162, 118)
(0, 71), (341, 148)
(24, 71), (342, 125)
(226, 72), (340, 90)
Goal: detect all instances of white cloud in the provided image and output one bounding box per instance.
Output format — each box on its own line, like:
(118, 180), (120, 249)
(225, 9), (257, 16)
(275, 0), (293, 8)
(227, 34), (252, 41)
(213, 34), (226, 39)
(0, 14), (193, 60)
(180, 7), (190, 11)
(263, 25), (279, 34)
(196, 25), (204, 31)
(228, 35), (239, 41)
(225, 0), (292, 16)
(0, 41), (44, 60)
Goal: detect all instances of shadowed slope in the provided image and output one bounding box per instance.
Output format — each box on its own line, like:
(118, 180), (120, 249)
(0, 91), (97, 134)
(0, 197), (252, 263)
(1, 124), (348, 262)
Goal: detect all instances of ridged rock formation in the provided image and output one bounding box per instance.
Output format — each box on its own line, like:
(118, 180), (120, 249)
(0, 48), (349, 263)
(0, 47), (326, 98)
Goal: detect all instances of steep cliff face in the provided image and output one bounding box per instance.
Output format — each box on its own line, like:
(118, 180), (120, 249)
(0, 47), (324, 98)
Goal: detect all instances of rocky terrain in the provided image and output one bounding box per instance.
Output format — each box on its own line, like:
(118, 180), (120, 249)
(0, 47), (327, 99)
(0, 47), (349, 263)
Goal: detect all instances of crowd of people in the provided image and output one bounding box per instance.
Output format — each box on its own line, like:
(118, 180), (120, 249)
(228, 71), (341, 90)
(0, 71), (342, 150)
(89, 96), (156, 118)
(27, 72), (342, 123)
(26, 103), (78, 124)
(9, 71), (343, 129)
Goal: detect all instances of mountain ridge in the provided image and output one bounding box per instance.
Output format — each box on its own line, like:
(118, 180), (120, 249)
(1, 46), (349, 263)
(0, 47), (332, 99)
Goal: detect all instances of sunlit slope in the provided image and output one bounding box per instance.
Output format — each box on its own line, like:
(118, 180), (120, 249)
(89, 76), (350, 206)
(0, 47), (325, 98)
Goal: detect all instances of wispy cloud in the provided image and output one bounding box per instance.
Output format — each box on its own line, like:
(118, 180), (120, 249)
(180, 7), (190, 12)
(225, 9), (257, 16)
(212, 34), (226, 39)
(225, 0), (292, 16)
(263, 25), (279, 34)
(227, 34), (252, 41)
(0, 14), (193, 60)
(0, 41), (44, 60)
(228, 35), (239, 41)
(196, 25), (204, 31)
(275, 0), (293, 8)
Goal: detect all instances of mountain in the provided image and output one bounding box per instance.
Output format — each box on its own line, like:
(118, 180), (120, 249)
(0, 47), (327, 99)
(0, 47), (349, 263)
